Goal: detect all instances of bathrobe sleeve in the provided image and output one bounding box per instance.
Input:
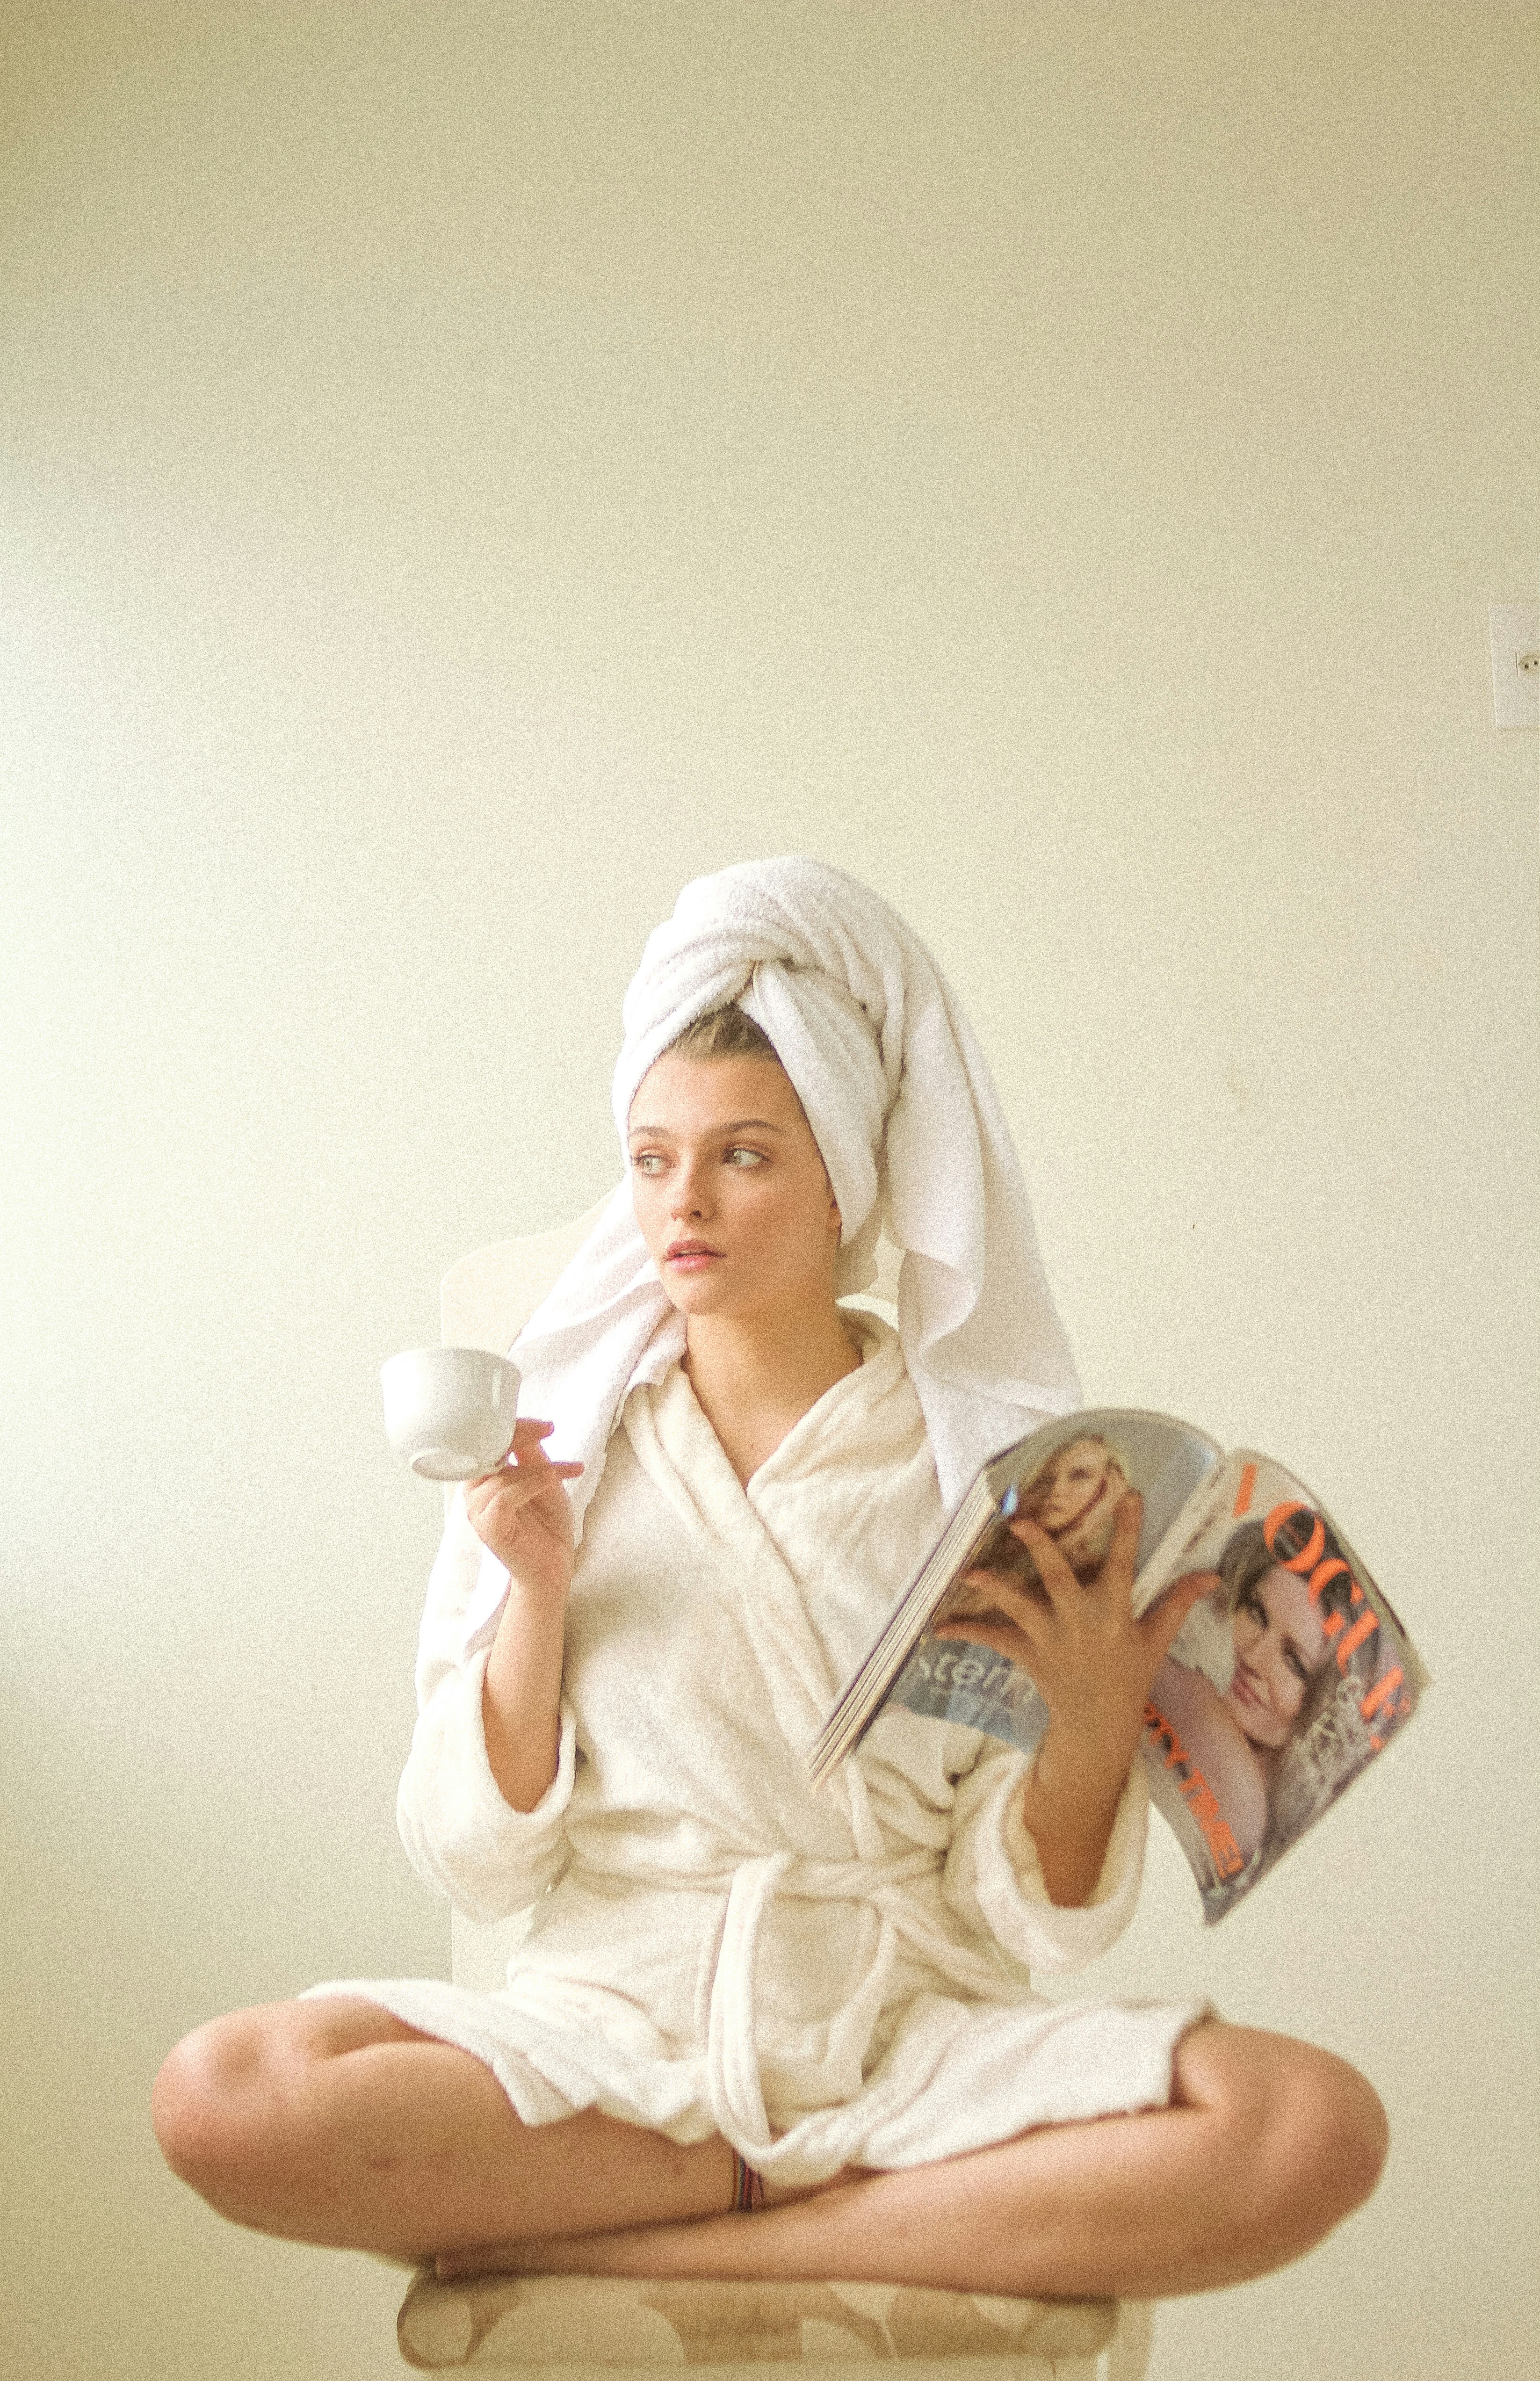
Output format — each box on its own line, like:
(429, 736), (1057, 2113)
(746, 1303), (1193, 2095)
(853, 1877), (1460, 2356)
(396, 1490), (577, 1923)
(941, 1736), (1149, 1976)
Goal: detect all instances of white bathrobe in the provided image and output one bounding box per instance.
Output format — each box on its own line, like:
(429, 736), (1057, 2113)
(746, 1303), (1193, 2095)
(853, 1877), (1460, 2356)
(316, 1319), (1203, 2186)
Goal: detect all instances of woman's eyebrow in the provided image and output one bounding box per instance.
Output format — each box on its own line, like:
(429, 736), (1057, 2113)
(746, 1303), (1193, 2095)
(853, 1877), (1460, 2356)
(628, 1118), (787, 1138)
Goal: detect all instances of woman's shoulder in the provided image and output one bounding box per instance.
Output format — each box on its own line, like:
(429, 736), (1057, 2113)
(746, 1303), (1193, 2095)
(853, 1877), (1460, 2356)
(1150, 1658), (1268, 1861)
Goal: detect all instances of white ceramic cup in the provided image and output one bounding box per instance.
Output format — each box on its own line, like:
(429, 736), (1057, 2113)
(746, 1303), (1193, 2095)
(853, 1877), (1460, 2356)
(380, 1347), (522, 1481)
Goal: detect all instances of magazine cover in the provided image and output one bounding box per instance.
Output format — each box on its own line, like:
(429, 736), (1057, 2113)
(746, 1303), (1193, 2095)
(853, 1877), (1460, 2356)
(883, 1419), (1424, 1921)
(1136, 1454), (1423, 1919)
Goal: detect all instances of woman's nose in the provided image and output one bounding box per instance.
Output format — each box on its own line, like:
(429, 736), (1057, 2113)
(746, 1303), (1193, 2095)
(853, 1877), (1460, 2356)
(670, 1159), (710, 1216)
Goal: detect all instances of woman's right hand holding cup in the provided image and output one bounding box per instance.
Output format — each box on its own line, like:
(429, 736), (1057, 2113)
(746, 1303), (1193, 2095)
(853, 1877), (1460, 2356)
(464, 1418), (584, 1604)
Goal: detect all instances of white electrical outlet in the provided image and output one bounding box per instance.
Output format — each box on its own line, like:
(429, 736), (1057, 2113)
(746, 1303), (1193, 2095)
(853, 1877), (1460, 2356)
(1489, 604), (1539, 729)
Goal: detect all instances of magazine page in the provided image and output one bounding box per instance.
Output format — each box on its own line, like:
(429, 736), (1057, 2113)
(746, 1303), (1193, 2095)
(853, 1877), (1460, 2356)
(1140, 1452), (1425, 1922)
(882, 1411), (1225, 1758)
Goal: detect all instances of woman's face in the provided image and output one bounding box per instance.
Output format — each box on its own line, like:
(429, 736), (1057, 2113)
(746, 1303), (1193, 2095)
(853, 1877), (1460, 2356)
(627, 1052), (842, 1325)
(1037, 1439), (1112, 1533)
(1224, 1563), (1330, 1751)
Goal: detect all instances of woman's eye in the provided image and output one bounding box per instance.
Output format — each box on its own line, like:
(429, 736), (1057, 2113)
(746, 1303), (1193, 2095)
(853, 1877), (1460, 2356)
(726, 1146), (766, 1167)
(632, 1152), (666, 1175)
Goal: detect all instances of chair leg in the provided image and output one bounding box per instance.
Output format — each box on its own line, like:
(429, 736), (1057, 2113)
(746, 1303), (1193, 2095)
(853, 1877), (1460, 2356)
(1102, 2296), (1154, 2381)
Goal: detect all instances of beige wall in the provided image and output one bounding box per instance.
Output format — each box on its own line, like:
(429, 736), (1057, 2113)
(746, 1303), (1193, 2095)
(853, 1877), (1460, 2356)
(2, 5), (1535, 2376)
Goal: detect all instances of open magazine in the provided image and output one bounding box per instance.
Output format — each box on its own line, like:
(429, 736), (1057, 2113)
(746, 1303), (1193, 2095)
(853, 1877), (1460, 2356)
(809, 1411), (1426, 1921)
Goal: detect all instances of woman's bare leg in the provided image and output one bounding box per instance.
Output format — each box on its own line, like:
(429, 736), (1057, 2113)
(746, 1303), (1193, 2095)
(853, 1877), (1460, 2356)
(156, 2005), (1386, 2297)
(436, 2020), (1388, 2300)
(151, 1997), (736, 2261)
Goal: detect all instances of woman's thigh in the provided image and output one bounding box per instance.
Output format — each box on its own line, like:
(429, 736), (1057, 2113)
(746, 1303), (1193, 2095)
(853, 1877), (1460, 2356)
(152, 1996), (733, 2257)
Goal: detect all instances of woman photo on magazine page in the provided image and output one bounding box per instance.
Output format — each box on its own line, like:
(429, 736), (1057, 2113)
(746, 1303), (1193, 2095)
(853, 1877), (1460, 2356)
(1017, 1433), (1131, 1576)
(1150, 1523), (1335, 1871)
(941, 1431), (1135, 1627)
(1150, 1514), (1402, 1889)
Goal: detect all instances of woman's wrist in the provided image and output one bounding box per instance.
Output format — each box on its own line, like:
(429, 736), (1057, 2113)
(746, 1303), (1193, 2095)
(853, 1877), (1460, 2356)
(482, 1580), (568, 1813)
(1036, 1705), (1141, 1800)
(1019, 1718), (1138, 1906)
(480, 1665), (563, 1814)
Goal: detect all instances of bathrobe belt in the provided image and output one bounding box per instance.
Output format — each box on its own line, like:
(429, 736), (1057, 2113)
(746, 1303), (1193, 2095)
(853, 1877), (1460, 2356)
(703, 1847), (1020, 2166)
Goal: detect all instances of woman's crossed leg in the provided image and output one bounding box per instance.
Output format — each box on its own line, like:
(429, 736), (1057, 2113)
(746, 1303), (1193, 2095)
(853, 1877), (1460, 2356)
(152, 1998), (1386, 2299)
(151, 1997), (733, 2259)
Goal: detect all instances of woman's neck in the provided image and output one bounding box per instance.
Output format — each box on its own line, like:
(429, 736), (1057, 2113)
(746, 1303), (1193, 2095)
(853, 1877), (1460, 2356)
(682, 1302), (863, 1487)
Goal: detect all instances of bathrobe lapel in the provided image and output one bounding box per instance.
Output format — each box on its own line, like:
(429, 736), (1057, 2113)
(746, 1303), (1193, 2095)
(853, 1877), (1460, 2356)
(622, 1369), (844, 1750)
(621, 1324), (916, 1763)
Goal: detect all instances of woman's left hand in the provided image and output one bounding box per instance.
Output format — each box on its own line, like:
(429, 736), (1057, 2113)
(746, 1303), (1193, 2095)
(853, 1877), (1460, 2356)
(933, 1492), (1214, 1904)
(937, 1493), (1212, 1771)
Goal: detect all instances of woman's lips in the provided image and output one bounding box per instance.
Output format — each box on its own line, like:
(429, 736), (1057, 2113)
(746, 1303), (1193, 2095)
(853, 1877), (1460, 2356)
(1229, 1666), (1264, 1715)
(665, 1242), (723, 1269)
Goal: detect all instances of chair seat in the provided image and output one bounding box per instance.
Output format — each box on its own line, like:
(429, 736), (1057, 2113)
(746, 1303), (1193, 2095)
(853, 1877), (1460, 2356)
(397, 2270), (1119, 2372)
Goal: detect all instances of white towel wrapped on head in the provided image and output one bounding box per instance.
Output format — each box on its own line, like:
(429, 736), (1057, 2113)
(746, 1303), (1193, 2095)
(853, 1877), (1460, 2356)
(462, 857), (1080, 1655)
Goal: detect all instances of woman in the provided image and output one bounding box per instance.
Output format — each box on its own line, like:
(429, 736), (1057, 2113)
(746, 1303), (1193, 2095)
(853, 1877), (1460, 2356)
(1150, 1523), (1349, 1873)
(1023, 1434), (1131, 1578)
(152, 858), (1386, 2298)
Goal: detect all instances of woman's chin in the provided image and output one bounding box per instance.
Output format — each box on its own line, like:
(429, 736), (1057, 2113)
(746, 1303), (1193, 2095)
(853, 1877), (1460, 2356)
(659, 1261), (835, 1332)
(661, 1265), (734, 1311)
(1227, 1701), (1286, 1757)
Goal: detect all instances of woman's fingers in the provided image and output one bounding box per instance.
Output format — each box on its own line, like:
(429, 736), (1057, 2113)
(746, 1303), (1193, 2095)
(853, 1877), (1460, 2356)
(467, 1418), (584, 1492)
(959, 1569), (1045, 1636)
(468, 1459), (584, 1492)
(1142, 1567), (1221, 1665)
(506, 1417), (561, 1462)
(467, 1459), (537, 1500)
(1005, 1513), (1080, 1604)
(931, 1618), (1037, 1664)
(1101, 1489), (1145, 1594)
(466, 1473), (582, 1527)
(1009, 1488), (1144, 1609)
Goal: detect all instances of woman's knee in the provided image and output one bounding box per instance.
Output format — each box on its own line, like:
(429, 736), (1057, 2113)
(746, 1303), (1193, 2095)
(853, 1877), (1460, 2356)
(151, 1997), (403, 2200)
(1277, 2042), (1388, 2222)
(1179, 2023), (1388, 2253)
(153, 2004), (294, 2194)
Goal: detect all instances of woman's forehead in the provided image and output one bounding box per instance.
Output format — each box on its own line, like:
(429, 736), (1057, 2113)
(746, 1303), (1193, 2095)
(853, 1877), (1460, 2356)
(628, 1050), (812, 1135)
(1262, 1563), (1329, 1651)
